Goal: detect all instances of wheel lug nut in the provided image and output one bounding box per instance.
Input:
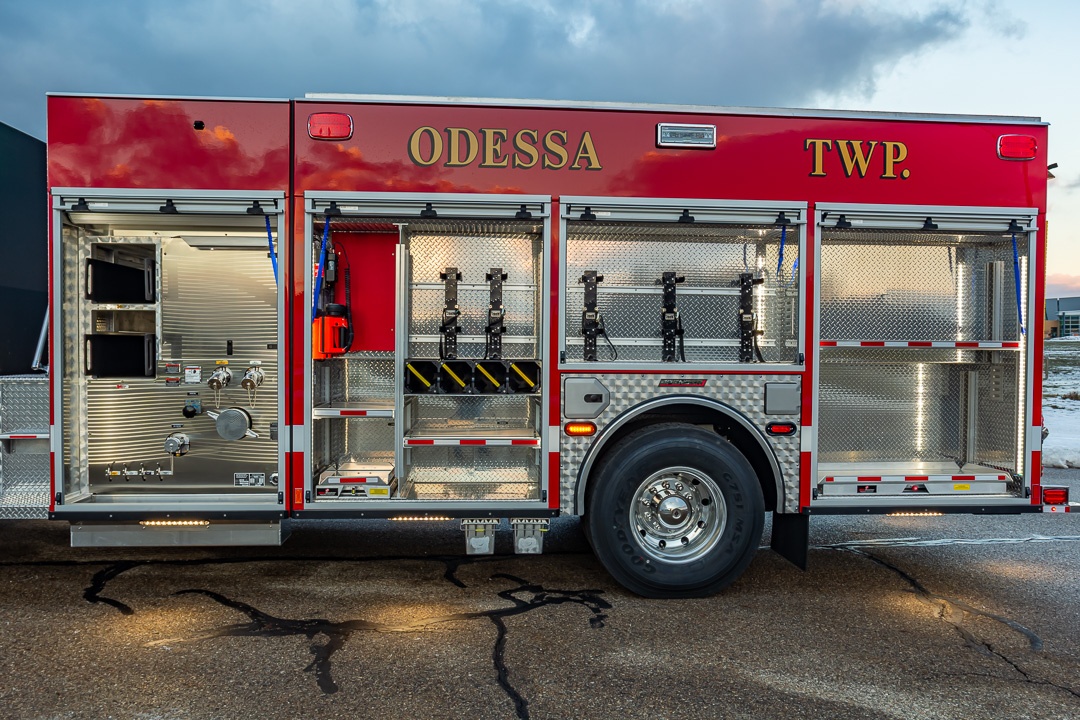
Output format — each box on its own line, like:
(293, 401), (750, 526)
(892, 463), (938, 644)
(675, 483), (683, 491)
(662, 481), (670, 489)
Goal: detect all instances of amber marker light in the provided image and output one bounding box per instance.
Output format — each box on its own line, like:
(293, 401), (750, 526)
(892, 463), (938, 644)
(564, 422), (597, 436)
(390, 516), (452, 522)
(886, 512), (944, 518)
(139, 519), (210, 528)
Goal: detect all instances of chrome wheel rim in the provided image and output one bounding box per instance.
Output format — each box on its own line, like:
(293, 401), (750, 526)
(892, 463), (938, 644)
(630, 466), (727, 563)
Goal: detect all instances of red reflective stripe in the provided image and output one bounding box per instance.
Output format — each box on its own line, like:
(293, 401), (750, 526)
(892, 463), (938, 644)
(905, 476), (929, 482)
(511, 439), (538, 445)
(824, 476), (834, 482)
(339, 410), (368, 416)
(407, 439), (435, 445)
(908, 341), (933, 347)
(956, 342), (979, 348)
(953, 475), (976, 481)
(820, 341), (837, 347)
(1004, 341), (1020, 348)
(460, 439), (487, 445)
(857, 476), (882, 482)
(862, 341), (885, 347)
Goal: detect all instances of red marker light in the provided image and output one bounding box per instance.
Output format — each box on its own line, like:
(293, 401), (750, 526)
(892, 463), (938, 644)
(1043, 486), (1069, 505)
(765, 422), (797, 436)
(308, 112), (353, 140)
(997, 134), (1037, 160)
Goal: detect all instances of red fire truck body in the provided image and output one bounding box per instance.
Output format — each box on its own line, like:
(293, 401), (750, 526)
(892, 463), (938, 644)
(15, 92), (1056, 596)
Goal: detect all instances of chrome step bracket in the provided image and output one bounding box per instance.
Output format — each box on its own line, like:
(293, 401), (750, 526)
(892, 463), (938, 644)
(511, 518), (549, 554)
(461, 518), (500, 555)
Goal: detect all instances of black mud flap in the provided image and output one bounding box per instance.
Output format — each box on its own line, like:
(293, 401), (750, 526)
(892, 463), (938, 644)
(770, 511), (809, 570)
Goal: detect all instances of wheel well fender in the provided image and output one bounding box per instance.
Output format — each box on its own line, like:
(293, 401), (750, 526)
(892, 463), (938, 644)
(575, 395), (784, 515)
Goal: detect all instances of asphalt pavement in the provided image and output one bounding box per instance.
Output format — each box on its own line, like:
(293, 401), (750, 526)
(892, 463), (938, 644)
(1, 470), (1078, 720)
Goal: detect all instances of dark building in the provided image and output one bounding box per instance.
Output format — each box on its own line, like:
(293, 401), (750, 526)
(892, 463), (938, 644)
(1045, 296), (1080, 337)
(0, 122), (46, 374)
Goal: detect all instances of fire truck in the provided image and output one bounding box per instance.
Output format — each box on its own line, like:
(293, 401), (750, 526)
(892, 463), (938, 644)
(0, 93), (1065, 597)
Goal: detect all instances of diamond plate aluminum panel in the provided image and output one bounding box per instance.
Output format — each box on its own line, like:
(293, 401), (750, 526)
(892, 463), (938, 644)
(0, 447), (50, 518)
(820, 231), (1025, 341)
(564, 223), (800, 363)
(560, 374), (801, 513)
(975, 358), (1020, 470)
(314, 355), (395, 404)
(405, 445), (539, 500)
(818, 349), (1019, 473)
(312, 415), (395, 472)
(408, 395), (539, 430)
(405, 227), (542, 360)
(0, 376), (49, 433)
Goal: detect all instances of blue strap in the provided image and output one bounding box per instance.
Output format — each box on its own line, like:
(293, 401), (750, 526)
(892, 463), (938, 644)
(777, 224), (786, 279)
(312, 219), (331, 322)
(264, 215), (278, 285)
(785, 257), (799, 288)
(1011, 232), (1025, 335)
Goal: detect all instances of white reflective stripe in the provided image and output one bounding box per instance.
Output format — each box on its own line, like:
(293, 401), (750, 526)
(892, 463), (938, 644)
(548, 425), (561, 447)
(800, 425), (815, 453)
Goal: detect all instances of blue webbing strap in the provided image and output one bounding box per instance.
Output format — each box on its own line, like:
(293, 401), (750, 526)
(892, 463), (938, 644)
(264, 215), (278, 285)
(1011, 232), (1025, 335)
(777, 224), (786, 280)
(312, 218), (331, 321)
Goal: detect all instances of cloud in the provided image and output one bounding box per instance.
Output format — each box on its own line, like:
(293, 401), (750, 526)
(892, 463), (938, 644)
(1047, 273), (1080, 300)
(0, 0), (973, 139)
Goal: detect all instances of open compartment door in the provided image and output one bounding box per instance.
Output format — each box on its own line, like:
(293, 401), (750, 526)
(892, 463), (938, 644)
(811, 204), (1038, 511)
(52, 189), (288, 538)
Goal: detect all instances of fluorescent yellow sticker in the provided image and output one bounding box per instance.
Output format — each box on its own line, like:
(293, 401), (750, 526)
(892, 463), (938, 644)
(215, 360), (229, 365)
(368, 487), (390, 497)
(953, 483), (971, 491)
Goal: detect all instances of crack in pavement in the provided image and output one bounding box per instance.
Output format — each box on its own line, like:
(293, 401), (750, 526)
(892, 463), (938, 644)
(149, 573), (609, 719)
(825, 544), (1080, 702)
(2, 553), (606, 720)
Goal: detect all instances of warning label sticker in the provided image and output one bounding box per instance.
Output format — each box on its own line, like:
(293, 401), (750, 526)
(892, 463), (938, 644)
(234, 473), (266, 487)
(184, 366), (202, 383)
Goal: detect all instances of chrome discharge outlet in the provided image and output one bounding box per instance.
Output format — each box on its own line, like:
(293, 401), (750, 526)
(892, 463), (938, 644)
(206, 407), (259, 441)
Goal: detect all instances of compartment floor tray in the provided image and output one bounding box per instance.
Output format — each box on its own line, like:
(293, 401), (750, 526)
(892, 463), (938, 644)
(818, 461), (1011, 496)
(404, 482), (539, 501)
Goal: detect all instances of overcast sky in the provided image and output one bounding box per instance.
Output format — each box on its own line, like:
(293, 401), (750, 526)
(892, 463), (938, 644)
(1, 0), (1075, 295)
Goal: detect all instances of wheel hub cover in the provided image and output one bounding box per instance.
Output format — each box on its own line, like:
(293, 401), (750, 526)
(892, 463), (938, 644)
(657, 495), (690, 527)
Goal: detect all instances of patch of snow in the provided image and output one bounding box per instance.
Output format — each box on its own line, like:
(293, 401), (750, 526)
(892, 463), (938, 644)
(1042, 406), (1080, 468)
(1042, 343), (1080, 468)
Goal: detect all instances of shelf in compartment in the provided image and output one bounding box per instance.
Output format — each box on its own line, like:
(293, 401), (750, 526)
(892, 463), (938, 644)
(0, 430), (50, 440)
(313, 400), (394, 418)
(820, 340), (1020, 349)
(817, 461), (1012, 497)
(411, 282), (537, 291)
(403, 464), (540, 501)
(404, 425), (540, 446)
(88, 303), (158, 311)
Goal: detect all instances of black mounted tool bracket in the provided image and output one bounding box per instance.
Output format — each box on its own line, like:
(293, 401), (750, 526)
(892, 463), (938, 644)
(658, 271), (686, 362)
(439, 267), (462, 359)
(485, 267), (508, 359)
(580, 271), (605, 361)
(739, 271), (766, 363)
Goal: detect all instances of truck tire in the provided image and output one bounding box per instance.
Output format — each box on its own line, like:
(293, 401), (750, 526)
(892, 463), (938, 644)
(585, 422), (764, 598)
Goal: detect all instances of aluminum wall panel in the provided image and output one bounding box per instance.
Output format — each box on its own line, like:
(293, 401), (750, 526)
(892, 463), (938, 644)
(0, 376), (50, 518)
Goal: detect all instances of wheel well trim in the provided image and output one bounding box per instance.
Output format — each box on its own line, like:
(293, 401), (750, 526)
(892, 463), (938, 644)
(574, 395), (785, 515)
